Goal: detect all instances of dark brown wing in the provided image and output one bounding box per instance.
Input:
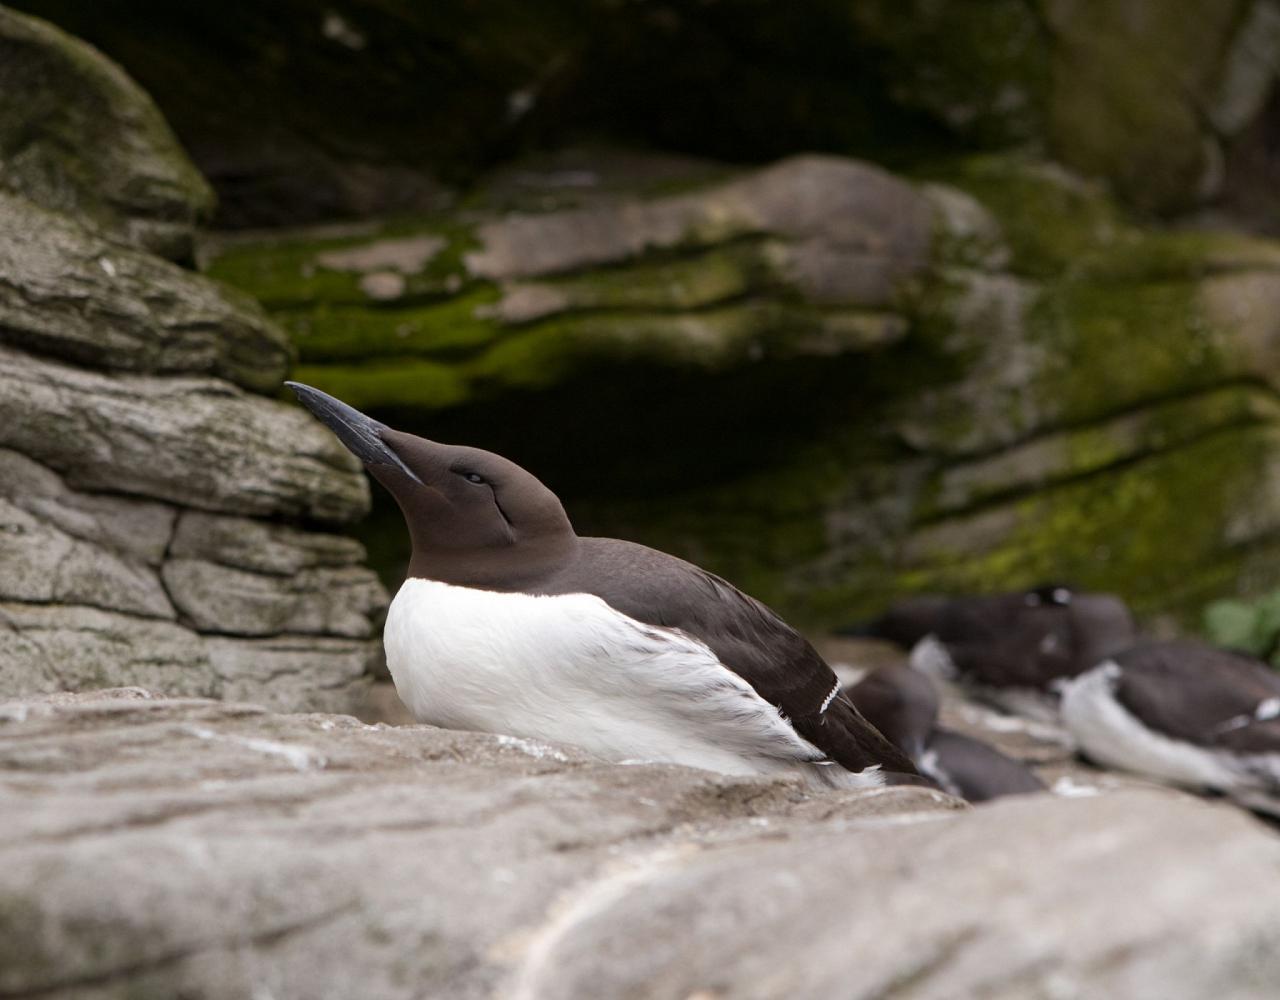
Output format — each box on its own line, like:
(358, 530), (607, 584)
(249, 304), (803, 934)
(544, 538), (918, 776)
(866, 590), (1137, 690)
(846, 665), (938, 757)
(927, 728), (1045, 802)
(1114, 641), (1280, 753)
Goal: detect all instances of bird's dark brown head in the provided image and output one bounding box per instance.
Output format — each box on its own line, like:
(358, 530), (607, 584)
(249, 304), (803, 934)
(287, 382), (576, 587)
(846, 665), (939, 758)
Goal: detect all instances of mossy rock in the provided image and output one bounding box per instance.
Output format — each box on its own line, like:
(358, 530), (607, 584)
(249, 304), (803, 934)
(214, 151), (1280, 629)
(0, 6), (213, 261)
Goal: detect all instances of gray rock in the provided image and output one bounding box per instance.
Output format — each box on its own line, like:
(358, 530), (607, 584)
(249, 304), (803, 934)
(0, 192), (291, 392)
(0, 344), (369, 523)
(205, 636), (376, 713)
(0, 499), (173, 619)
(0, 448), (383, 710)
(1, 690), (1277, 1000)
(466, 155), (933, 285)
(0, 449), (176, 566)
(169, 510), (367, 575)
(0, 604), (376, 714)
(0, 604), (219, 699)
(162, 558), (386, 638)
(0, 7), (213, 260)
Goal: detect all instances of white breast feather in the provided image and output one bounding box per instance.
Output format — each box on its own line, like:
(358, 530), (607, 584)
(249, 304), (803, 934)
(1060, 662), (1280, 793)
(384, 578), (883, 788)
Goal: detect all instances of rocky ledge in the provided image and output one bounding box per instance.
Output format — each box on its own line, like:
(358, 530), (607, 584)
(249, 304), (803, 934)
(2, 688), (1278, 1000)
(0, 6), (388, 713)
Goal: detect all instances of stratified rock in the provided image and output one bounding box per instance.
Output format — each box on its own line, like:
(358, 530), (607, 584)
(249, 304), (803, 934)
(0, 12), (389, 716)
(0, 605), (220, 699)
(164, 511), (387, 639)
(0, 344), (369, 523)
(169, 510), (368, 576)
(0, 448), (175, 565)
(208, 151), (1280, 626)
(1, 690), (1276, 1000)
(0, 499), (173, 619)
(162, 560), (385, 638)
(0, 193), (292, 391)
(0, 5), (213, 260)
(205, 637), (378, 713)
(0, 606), (374, 712)
(0, 450), (382, 712)
(465, 155), (931, 283)
(206, 154), (931, 412)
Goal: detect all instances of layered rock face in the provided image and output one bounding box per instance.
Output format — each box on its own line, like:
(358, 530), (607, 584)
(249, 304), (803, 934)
(205, 151), (1280, 626)
(3, 688), (1278, 1000)
(0, 6), (386, 711)
(9, 2), (1280, 627)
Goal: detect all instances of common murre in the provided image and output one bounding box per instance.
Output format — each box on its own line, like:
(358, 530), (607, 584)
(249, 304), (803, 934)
(847, 664), (1045, 802)
(1059, 640), (1280, 799)
(855, 586), (1137, 720)
(287, 382), (918, 788)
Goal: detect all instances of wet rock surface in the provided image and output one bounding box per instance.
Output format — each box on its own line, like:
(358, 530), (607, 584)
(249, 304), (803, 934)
(1, 688), (1276, 1000)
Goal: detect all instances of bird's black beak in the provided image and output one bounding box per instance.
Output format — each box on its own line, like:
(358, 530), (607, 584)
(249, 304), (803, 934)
(285, 382), (423, 484)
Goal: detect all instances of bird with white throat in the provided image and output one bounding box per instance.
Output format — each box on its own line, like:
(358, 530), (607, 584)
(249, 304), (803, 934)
(287, 382), (919, 789)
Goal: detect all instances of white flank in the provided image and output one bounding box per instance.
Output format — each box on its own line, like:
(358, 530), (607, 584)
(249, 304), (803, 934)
(1059, 663), (1279, 794)
(975, 685), (1063, 726)
(1051, 775), (1100, 798)
(915, 748), (961, 798)
(384, 578), (883, 788)
(908, 634), (957, 682)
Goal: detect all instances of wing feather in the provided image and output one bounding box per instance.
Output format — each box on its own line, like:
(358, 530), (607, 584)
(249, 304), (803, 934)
(544, 538), (918, 776)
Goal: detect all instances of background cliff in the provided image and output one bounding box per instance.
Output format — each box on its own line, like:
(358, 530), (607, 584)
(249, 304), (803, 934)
(6, 0), (1280, 667)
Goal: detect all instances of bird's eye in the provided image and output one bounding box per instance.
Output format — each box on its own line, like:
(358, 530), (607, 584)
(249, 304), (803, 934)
(462, 472), (484, 485)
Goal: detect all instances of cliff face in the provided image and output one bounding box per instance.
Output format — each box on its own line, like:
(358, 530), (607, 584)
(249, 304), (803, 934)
(202, 150), (1280, 627)
(0, 7), (386, 711)
(7, 1), (1280, 655)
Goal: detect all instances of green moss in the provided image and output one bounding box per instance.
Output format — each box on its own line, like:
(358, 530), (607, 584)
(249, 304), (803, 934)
(1030, 276), (1221, 423)
(1203, 592), (1280, 663)
(920, 156), (1122, 278)
(279, 286), (501, 363)
(534, 244), (763, 312)
(917, 386), (1278, 519)
(291, 359), (469, 412)
(898, 424), (1279, 623)
(471, 302), (898, 393)
(930, 156), (1280, 285)
(204, 219), (480, 308)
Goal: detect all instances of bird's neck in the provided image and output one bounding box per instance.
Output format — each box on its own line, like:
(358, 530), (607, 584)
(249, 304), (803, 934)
(406, 532), (580, 592)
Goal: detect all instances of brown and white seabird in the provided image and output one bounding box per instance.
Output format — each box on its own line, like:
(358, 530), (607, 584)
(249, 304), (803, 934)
(287, 382), (918, 788)
(1060, 639), (1280, 798)
(856, 586), (1138, 719)
(847, 664), (1045, 802)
